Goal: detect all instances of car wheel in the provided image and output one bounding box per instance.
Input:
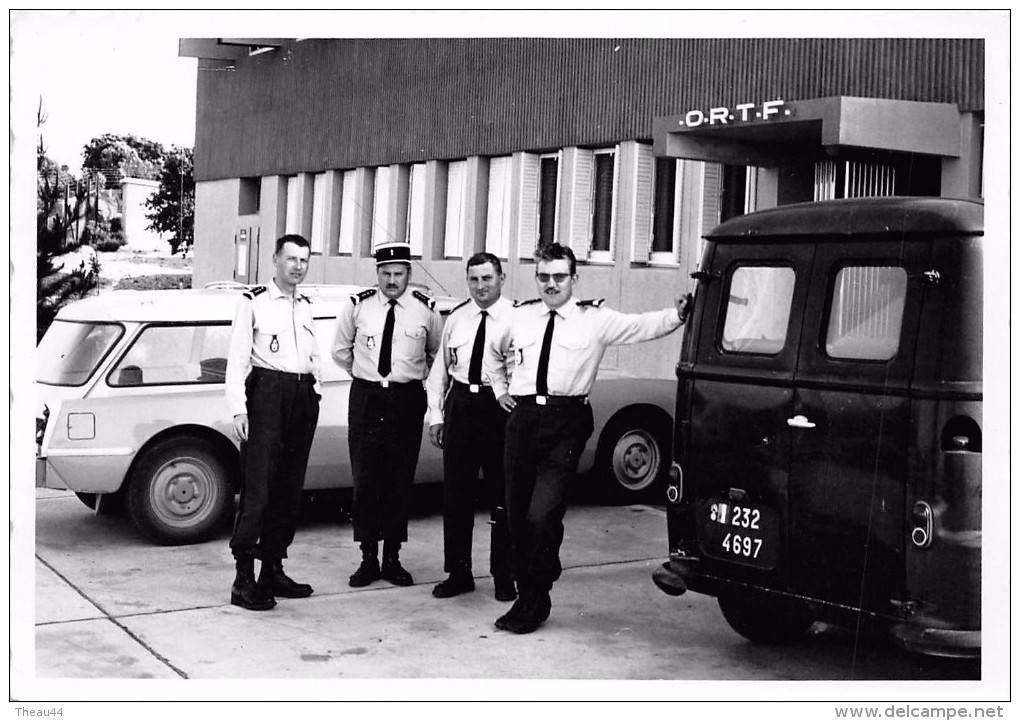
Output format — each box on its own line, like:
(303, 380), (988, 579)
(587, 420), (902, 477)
(127, 436), (234, 545)
(717, 593), (813, 645)
(595, 408), (671, 504)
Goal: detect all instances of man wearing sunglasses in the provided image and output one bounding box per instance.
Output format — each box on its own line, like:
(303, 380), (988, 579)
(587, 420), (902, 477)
(484, 243), (690, 634)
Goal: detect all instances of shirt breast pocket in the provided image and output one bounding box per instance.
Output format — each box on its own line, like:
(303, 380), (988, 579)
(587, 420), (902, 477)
(257, 319), (293, 353)
(514, 336), (538, 367)
(356, 321), (384, 352)
(402, 326), (426, 355)
(554, 331), (591, 365)
(448, 330), (474, 368)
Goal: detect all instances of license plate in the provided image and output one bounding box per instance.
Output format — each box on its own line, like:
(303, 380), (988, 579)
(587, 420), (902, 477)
(699, 498), (779, 569)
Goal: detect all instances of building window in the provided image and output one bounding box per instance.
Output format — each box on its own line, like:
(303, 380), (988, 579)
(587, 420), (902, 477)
(814, 160), (897, 201)
(238, 177), (261, 215)
(589, 148), (616, 261)
(337, 169), (357, 255)
(443, 159), (467, 258)
(651, 157), (679, 259)
(538, 154), (559, 248)
(635, 148), (706, 267)
(406, 163), (426, 257)
(485, 155), (512, 259)
(309, 172), (327, 254)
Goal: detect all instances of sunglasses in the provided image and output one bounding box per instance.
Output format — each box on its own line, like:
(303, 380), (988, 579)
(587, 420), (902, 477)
(535, 273), (572, 283)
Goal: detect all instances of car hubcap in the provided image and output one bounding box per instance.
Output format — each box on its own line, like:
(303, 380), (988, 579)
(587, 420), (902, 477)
(152, 458), (214, 524)
(611, 430), (660, 491)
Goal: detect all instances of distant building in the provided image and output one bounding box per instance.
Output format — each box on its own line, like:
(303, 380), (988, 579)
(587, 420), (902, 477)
(180, 37), (984, 379)
(119, 177), (164, 252)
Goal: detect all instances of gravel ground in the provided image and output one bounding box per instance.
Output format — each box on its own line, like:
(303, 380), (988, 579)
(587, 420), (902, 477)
(54, 246), (192, 285)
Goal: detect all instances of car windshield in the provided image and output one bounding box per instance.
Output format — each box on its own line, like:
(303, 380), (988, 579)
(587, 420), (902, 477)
(36, 320), (124, 386)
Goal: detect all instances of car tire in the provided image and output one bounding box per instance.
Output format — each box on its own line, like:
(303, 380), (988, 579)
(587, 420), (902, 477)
(717, 593), (813, 645)
(595, 407), (672, 504)
(127, 436), (234, 546)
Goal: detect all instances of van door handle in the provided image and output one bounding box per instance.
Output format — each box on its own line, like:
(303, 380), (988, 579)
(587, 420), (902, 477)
(787, 415), (816, 429)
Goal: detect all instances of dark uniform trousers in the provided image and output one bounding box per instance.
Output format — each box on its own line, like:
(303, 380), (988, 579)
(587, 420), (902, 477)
(441, 382), (512, 579)
(348, 378), (427, 543)
(231, 367), (320, 561)
(504, 398), (594, 594)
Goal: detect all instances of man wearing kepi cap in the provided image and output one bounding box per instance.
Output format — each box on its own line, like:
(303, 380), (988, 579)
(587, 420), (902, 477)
(331, 242), (443, 588)
(484, 242), (690, 634)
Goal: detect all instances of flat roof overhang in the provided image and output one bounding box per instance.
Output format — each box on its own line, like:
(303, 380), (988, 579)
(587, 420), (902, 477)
(653, 96), (963, 167)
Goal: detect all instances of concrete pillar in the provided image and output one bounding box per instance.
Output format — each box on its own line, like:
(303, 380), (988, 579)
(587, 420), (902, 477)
(941, 112), (983, 199)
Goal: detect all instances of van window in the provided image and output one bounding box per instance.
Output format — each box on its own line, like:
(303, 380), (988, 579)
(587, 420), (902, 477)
(825, 266), (906, 361)
(37, 321), (124, 386)
(721, 265), (795, 355)
(110, 323), (231, 386)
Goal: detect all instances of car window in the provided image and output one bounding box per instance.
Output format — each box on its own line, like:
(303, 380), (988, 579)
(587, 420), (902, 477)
(720, 265), (795, 355)
(109, 323), (232, 386)
(825, 265), (906, 361)
(36, 321), (124, 386)
(314, 317), (351, 382)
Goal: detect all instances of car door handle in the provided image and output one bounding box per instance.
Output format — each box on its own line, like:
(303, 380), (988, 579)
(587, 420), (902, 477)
(787, 415), (816, 429)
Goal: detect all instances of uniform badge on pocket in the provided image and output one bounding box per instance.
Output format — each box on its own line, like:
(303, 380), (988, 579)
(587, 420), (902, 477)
(515, 347), (525, 365)
(270, 335), (279, 353)
(450, 348), (458, 367)
(367, 336), (376, 350)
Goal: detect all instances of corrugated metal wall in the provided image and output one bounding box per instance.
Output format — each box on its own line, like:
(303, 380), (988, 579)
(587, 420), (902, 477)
(195, 38), (984, 182)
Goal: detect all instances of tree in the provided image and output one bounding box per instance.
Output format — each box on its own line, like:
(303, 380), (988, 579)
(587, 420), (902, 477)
(37, 99), (97, 341)
(145, 146), (194, 255)
(82, 133), (166, 180)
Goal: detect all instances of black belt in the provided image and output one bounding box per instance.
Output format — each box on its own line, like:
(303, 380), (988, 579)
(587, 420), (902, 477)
(251, 366), (316, 383)
(353, 377), (419, 390)
(513, 394), (588, 407)
(452, 380), (495, 395)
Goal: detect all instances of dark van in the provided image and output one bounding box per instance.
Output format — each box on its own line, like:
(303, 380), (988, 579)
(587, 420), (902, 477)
(653, 197), (982, 658)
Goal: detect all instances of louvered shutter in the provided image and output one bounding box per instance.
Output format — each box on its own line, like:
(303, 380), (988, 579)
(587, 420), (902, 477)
(285, 175), (301, 234)
(517, 152), (539, 258)
(569, 147), (593, 261)
(407, 163), (426, 257)
(444, 160), (466, 258)
(631, 143), (654, 262)
(485, 156), (511, 258)
(338, 169), (357, 254)
(310, 172), (327, 254)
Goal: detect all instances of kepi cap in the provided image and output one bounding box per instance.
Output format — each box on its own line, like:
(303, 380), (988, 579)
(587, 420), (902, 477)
(374, 242), (412, 266)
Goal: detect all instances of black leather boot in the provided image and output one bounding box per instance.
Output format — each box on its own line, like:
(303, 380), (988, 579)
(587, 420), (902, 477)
(505, 589), (552, 634)
(260, 559), (313, 598)
(493, 576), (517, 603)
(381, 541), (414, 586)
(349, 542), (381, 588)
(231, 555), (276, 611)
(432, 568), (475, 598)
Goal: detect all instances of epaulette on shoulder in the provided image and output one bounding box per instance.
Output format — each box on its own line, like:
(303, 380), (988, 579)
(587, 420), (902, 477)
(577, 298), (606, 308)
(449, 298), (471, 314)
(242, 285), (267, 300)
(350, 288), (377, 305)
(513, 298), (542, 308)
(298, 292), (312, 303)
(412, 289), (436, 310)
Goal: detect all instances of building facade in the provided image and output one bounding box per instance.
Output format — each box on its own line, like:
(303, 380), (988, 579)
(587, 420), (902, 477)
(181, 37), (984, 379)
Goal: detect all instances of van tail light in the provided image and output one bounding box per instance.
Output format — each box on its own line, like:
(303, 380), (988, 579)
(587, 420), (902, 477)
(911, 501), (934, 548)
(666, 462), (683, 504)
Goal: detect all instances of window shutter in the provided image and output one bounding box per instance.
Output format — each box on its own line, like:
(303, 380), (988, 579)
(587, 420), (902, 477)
(567, 147), (593, 261)
(285, 176), (300, 234)
(631, 143), (654, 262)
(338, 169), (357, 254)
(485, 156), (511, 258)
(372, 166), (394, 249)
(444, 160), (466, 258)
(407, 163), (426, 257)
(517, 152), (539, 258)
(310, 173), (327, 254)
(701, 162), (722, 237)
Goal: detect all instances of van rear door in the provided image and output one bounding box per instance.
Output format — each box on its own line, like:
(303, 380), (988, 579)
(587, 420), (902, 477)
(687, 241), (812, 587)
(788, 239), (931, 613)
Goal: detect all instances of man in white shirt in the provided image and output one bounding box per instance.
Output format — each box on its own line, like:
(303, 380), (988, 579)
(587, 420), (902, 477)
(484, 243), (690, 634)
(332, 242), (443, 588)
(426, 253), (515, 602)
(225, 234), (321, 611)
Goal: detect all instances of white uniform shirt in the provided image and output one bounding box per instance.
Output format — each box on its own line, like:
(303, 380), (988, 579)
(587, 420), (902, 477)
(225, 279), (321, 417)
(484, 298), (682, 399)
(425, 295), (512, 426)
(331, 287), (443, 383)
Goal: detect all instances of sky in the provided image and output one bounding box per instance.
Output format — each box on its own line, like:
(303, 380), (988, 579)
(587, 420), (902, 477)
(11, 10), (199, 175)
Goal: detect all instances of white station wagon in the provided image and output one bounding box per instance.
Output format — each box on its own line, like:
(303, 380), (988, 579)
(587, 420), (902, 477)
(36, 284), (677, 545)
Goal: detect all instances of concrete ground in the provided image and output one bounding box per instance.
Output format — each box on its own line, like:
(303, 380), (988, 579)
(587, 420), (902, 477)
(20, 488), (986, 701)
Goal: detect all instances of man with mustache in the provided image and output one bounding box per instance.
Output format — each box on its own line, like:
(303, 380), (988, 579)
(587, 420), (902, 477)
(332, 242), (443, 588)
(484, 242), (690, 634)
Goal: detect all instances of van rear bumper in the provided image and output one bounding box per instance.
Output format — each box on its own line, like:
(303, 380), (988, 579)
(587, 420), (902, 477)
(892, 623), (981, 659)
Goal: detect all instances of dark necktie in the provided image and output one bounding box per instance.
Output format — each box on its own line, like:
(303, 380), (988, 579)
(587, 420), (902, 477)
(536, 310), (556, 396)
(378, 299), (397, 377)
(467, 310), (488, 385)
